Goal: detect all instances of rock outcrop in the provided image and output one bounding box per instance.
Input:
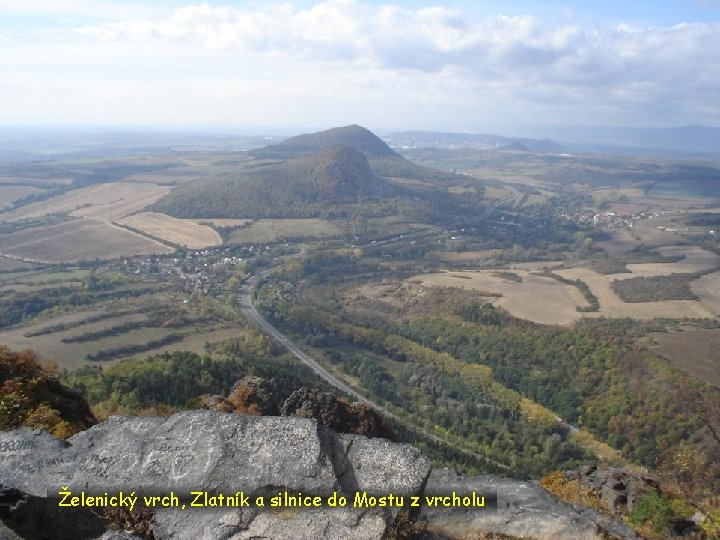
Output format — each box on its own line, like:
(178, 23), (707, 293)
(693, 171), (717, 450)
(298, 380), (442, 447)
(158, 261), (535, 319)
(0, 411), (639, 540)
(0, 411), (427, 540)
(281, 387), (396, 440)
(227, 375), (281, 416)
(571, 463), (660, 515)
(421, 469), (640, 540)
(202, 379), (396, 439)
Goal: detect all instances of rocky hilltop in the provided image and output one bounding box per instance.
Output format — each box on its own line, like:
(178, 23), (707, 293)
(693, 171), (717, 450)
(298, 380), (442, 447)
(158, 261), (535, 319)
(0, 411), (638, 540)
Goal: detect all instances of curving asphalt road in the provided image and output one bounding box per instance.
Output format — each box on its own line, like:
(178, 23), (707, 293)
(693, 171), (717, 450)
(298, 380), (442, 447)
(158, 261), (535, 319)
(238, 251), (514, 470)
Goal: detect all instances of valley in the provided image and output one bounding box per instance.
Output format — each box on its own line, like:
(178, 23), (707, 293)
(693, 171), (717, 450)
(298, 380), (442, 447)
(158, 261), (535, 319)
(1, 125), (719, 539)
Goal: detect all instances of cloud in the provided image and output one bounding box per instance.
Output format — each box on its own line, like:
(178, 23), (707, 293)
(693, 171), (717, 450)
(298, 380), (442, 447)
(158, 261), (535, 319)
(0, 0), (161, 19)
(1, 0), (719, 127)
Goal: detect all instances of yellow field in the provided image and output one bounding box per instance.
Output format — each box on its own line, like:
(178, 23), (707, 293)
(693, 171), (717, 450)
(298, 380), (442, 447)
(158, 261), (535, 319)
(0, 182), (172, 222)
(411, 270), (589, 325)
(0, 219), (173, 263)
(0, 186), (45, 209)
(118, 212), (221, 249)
(229, 219), (342, 243)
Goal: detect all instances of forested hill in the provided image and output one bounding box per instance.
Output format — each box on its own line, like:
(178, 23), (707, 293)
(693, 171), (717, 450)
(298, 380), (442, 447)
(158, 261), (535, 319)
(152, 125), (471, 219)
(251, 124), (397, 160)
(152, 145), (398, 218)
(288, 145), (394, 201)
(252, 124), (460, 183)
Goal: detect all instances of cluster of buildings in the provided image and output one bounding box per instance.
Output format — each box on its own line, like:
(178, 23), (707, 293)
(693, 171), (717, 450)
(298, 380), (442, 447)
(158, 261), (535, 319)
(118, 245), (263, 297)
(560, 210), (653, 229)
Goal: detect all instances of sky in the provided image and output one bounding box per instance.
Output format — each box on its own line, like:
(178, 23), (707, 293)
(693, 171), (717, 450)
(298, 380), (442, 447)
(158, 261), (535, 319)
(1, 0), (719, 132)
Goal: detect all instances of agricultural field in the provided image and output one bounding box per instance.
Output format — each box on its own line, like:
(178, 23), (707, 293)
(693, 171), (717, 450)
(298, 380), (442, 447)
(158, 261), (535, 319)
(556, 266), (713, 319)
(691, 271), (720, 315)
(0, 176), (73, 186)
(625, 245), (719, 276)
(191, 218), (252, 228)
(0, 291), (243, 370)
(118, 212), (221, 249)
(0, 269), (90, 295)
(594, 229), (639, 255)
(409, 270), (589, 325)
(0, 182), (172, 222)
(409, 245), (719, 324)
(554, 245), (719, 320)
(229, 219), (343, 243)
(0, 255), (35, 272)
(0, 219), (173, 262)
(650, 328), (720, 386)
(0, 186), (45, 209)
(438, 249), (503, 262)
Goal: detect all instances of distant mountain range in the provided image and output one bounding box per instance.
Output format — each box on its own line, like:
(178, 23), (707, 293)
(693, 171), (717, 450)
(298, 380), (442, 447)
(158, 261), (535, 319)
(4, 124), (718, 161)
(384, 131), (566, 154)
(500, 124), (720, 158)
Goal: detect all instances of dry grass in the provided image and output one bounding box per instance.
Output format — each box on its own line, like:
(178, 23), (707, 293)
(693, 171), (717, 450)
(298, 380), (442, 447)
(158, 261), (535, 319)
(118, 212), (221, 248)
(0, 186), (45, 209)
(626, 245), (720, 276)
(556, 265), (715, 320)
(411, 270), (588, 325)
(650, 328), (720, 387)
(691, 271), (720, 316)
(0, 255), (33, 271)
(0, 219), (173, 263)
(0, 182), (171, 222)
(631, 219), (692, 247)
(229, 219), (342, 243)
(413, 244), (720, 325)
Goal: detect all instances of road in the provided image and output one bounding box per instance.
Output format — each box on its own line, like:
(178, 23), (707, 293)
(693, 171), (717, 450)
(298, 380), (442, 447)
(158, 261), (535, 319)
(239, 271), (369, 402)
(239, 273), (510, 470)
(237, 197), (518, 471)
